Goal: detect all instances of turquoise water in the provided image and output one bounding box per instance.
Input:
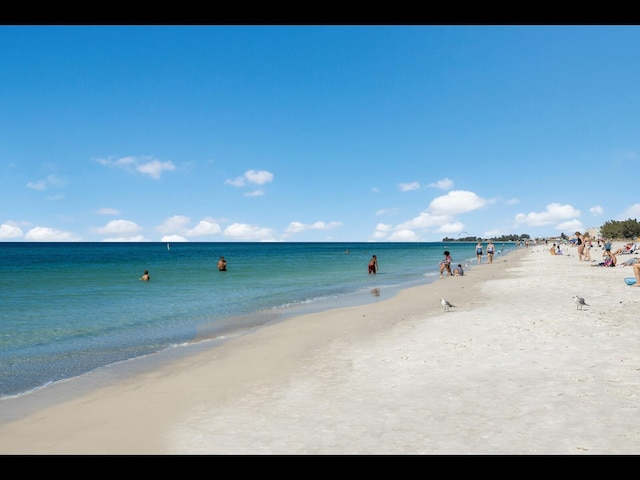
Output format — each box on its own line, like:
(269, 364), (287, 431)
(0, 241), (515, 398)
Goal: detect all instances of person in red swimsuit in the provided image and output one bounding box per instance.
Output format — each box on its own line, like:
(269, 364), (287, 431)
(368, 255), (378, 274)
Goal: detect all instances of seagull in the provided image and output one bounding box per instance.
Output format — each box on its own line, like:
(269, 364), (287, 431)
(573, 295), (589, 310)
(441, 298), (455, 312)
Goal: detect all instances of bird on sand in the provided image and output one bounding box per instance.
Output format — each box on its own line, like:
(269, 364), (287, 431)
(573, 295), (589, 310)
(441, 298), (455, 312)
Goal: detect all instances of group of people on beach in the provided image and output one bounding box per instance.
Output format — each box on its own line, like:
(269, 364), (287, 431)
(574, 231), (594, 262)
(475, 241), (496, 264)
(439, 241), (498, 278)
(439, 250), (464, 277)
(562, 233), (640, 285)
(596, 238), (640, 285)
(369, 250), (464, 277)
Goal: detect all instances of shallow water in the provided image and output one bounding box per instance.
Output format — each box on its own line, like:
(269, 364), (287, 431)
(0, 241), (515, 398)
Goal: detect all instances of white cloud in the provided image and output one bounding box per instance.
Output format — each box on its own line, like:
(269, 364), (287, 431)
(226, 169), (274, 189)
(102, 235), (148, 242)
(285, 221), (306, 234)
(154, 216), (223, 239)
(185, 219), (222, 237)
(93, 219), (142, 235)
(97, 156), (135, 167)
(224, 176), (246, 187)
(244, 169), (274, 185)
(0, 223), (24, 239)
(436, 221), (466, 233)
(136, 159), (176, 179)
(428, 190), (488, 216)
(156, 215), (192, 234)
(427, 177), (454, 190)
(395, 212), (450, 230)
(97, 155), (175, 179)
(398, 181), (420, 192)
(589, 205), (603, 216)
(285, 220), (342, 234)
(24, 226), (80, 241)
(372, 189), (490, 241)
(388, 229), (418, 241)
(555, 219), (584, 232)
(372, 223), (393, 239)
(223, 223), (275, 241)
(161, 235), (188, 242)
(514, 203), (580, 227)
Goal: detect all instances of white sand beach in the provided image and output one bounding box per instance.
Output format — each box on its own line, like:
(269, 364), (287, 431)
(1, 241), (639, 454)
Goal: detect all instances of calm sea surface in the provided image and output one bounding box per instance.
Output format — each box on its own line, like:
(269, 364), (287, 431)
(0, 241), (515, 399)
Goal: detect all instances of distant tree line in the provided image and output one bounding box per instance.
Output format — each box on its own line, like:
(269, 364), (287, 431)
(443, 234), (530, 242)
(598, 218), (640, 240)
(443, 218), (640, 243)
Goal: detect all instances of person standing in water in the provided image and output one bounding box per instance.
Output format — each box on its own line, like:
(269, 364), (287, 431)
(217, 256), (227, 271)
(139, 270), (150, 281)
(368, 255), (378, 274)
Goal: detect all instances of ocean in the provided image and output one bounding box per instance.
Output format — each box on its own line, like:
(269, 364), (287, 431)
(0, 241), (516, 400)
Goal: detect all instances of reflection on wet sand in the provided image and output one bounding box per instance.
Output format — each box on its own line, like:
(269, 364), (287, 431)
(371, 288), (380, 297)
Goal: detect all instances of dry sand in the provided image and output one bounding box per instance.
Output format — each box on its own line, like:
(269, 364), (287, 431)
(1, 242), (639, 454)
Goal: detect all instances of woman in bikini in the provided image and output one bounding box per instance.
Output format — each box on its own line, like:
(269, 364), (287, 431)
(575, 231), (585, 261)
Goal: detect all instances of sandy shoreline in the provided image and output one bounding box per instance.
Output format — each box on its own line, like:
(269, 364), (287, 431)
(1, 242), (639, 454)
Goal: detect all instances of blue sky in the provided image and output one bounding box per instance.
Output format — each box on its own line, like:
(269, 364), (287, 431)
(1, 25), (639, 242)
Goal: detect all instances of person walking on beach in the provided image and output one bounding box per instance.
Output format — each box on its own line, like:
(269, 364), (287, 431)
(440, 251), (452, 277)
(475, 241), (483, 265)
(486, 241), (495, 264)
(139, 270), (150, 281)
(217, 256), (227, 271)
(368, 255), (378, 274)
